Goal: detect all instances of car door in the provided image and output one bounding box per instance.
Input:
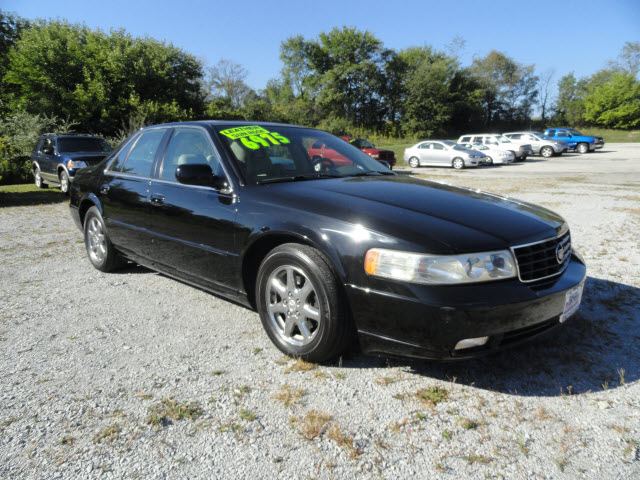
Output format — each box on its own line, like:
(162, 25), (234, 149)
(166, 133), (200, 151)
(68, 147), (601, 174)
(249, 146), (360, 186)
(417, 142), (432, 164)
(146, 127), (239, 292)
(525, 134), (541, 153)
(39, 138), (57, 182)
(99, 128), (169, 259)
(431, 142), (449, 165)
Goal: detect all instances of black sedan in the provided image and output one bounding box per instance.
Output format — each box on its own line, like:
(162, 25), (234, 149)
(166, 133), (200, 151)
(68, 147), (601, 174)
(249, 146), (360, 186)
(69, 121), (586, 362)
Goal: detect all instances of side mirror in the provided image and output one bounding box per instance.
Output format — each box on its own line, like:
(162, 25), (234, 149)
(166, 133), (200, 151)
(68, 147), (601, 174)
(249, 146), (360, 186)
(175, 163), (229, 191)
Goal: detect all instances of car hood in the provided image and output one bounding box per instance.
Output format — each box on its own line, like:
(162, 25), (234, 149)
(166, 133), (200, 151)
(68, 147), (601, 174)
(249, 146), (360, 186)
(62, 152), (110, 160)
(253, 175), (566, 253)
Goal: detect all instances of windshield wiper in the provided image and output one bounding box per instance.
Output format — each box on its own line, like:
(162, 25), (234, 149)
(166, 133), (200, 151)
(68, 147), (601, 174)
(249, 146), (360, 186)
(345, 171), (396, 177)
(257, 173), (340, 184)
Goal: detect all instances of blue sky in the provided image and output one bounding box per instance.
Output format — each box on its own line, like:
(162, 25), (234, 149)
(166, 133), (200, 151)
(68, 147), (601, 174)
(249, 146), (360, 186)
(3, 0), (639, 94)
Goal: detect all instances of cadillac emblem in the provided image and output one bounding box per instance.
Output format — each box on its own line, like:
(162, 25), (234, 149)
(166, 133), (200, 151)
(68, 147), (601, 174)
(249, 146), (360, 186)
(555, 244), (565, 264)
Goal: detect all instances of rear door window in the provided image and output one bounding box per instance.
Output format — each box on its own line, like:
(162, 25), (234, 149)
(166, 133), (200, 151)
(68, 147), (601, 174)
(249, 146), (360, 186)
(158, 128), (222, 181)
(121, 129), (166, 176)
(547, 130), (557, 137)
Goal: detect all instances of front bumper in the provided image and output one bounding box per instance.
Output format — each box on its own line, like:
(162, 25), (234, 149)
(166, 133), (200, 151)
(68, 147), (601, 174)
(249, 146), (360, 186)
(348, 256), (587, 360)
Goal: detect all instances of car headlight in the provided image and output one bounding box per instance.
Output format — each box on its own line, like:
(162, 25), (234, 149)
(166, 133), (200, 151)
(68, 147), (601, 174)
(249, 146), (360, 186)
(369, 154), (380, 160)
(67, 160), (88, 169)
(364, 248), (517, 285)
(468, 155), (479, 159)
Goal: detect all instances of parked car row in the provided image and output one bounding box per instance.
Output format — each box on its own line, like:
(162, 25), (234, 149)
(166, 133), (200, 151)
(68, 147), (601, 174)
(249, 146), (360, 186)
(403, 128), (604, 170)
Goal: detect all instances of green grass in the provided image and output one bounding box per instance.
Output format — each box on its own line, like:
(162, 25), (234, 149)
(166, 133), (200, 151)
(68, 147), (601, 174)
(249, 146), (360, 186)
(0, 183), (65, 207)
(579, 128), (639, 143)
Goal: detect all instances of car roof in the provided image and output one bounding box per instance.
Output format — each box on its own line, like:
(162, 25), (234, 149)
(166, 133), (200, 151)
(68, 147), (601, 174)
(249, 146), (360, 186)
(459, 133), (502, 136)
(43, 133), (105, 138)
(140, 120), (308, 130)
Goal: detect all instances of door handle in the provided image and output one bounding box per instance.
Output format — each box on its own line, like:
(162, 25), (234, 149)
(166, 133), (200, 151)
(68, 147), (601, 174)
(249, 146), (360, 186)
(150, 194), (164, 205)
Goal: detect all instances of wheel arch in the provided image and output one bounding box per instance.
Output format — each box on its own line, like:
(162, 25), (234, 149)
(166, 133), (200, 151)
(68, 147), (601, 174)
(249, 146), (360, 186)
(78, 193), (103, 227)
(241, 230), (346, 309)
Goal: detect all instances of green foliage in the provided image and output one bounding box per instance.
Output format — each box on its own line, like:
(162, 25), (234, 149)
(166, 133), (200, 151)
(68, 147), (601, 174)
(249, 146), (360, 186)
(0, 112), (59, 184)
(583, 73), (640, 129)
(4, 20), (204, 136)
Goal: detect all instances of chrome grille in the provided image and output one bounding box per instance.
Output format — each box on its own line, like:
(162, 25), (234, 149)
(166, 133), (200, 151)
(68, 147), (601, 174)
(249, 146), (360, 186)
(512, 231), (571, 283)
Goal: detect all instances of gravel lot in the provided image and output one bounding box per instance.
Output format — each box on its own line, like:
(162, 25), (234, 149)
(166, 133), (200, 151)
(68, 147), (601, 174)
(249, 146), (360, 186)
(1, 144), (639, 479)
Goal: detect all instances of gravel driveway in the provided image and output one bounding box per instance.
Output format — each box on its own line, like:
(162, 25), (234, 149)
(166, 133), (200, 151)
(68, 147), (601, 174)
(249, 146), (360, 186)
(1, 146), (639, 479)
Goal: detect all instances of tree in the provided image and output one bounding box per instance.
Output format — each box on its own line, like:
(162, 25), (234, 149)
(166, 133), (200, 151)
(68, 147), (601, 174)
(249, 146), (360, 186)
(5, 21), (205, 136)
(608, 41), (640, 77)
(206, 59), (253, 108)
(537, 68), (555, 123)
(0, 10), (30, 115)
(470, 51), (538, 127)
(583, 72), (640, 129)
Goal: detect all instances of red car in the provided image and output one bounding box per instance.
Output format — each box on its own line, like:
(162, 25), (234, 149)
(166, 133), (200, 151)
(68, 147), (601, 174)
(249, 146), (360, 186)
(340, 137), (396, 169)
(307, 137), (396, 170)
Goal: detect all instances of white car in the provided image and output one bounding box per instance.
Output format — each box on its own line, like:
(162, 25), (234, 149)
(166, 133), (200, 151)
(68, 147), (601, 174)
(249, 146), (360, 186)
(404, 140), (485, 169)
(457, 134), (531, 161)
(460, 143), (514, 165)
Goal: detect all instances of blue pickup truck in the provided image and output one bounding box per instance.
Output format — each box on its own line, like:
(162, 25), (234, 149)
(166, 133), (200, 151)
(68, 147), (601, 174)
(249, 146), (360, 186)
(31, 134), (112, 194)
(544, 128), (604, 154)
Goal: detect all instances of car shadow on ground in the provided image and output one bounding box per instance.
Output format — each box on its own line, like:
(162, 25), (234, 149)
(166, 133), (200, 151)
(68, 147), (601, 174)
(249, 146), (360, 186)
(0, 189), (66, 207)
(342, 276), (640, 397)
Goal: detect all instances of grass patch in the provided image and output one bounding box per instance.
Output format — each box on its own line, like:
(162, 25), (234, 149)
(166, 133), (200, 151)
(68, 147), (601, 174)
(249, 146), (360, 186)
(580, 128), (640, 143)
(462, 454), (493, 465)
(146, 398), (203, 429)
(415, 386), (449, 407)
(273, 384), (305, 408)
(239, 408), (256, 421)
(327, 423), (363, 459)
(284, 358), (317, 374)
(94, 423), (121, 444)
(0, 183), (66, 207)
(296, 410), (331, 440)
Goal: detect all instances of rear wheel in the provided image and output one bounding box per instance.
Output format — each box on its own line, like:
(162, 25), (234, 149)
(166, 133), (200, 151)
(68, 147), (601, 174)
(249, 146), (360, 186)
(540, 146), (554, 158)
(485, 156), (493, 165)
(59, 170), (70, 194)
(576, 143), (589, 154)
(256, 243), (353, 362)
(83, 206), (126, 272)
(34, 165), (47, 189)
(408, 157), (420, 168)
(452, 158), (464, 170)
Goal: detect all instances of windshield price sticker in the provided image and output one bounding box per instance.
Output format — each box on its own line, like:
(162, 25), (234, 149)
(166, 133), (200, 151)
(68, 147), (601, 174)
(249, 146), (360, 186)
(219, 125), (290, 150)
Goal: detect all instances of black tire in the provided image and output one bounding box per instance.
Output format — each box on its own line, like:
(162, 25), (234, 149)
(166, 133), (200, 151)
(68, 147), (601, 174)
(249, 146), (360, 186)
(576, 143), (589, 154)
(83, 206), (126, 272)
(485, 156), (493, 166)
(452, 158), (464, 170)
(33, 165), (47, 189)
(256, 243), (353, 362)
(508, 150), (518, 161)
(540, 146), (554, 158)
(408, 157), (420, 168)
(59, 170), (70, 194)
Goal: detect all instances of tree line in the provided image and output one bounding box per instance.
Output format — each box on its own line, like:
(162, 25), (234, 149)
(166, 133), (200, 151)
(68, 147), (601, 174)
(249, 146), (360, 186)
(1, 11), (639, 183)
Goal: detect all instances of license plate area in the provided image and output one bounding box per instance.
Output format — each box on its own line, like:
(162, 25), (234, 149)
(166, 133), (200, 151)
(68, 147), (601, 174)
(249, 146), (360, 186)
(560, 284), (583, 323)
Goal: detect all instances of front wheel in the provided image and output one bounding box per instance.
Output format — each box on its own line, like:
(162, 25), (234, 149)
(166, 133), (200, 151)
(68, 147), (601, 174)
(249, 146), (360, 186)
(84, 206), (126, 272)
(576, 143), (589, 154)
(256, 243), (353, 362)
(540, 146), (554, 158)
(59, 170), (70, 194)
(485, 156), (493, 166)
(408, 157), (420, 168)
(34, 165), (47, 189)
(452, 158), (464, 170)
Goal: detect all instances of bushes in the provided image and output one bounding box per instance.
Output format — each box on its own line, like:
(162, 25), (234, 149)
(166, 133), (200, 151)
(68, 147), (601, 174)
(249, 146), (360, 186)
(0, 112), (69, 185)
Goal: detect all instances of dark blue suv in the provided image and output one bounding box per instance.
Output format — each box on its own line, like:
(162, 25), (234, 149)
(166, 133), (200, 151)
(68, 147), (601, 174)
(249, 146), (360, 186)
(31, 134), (112, 194)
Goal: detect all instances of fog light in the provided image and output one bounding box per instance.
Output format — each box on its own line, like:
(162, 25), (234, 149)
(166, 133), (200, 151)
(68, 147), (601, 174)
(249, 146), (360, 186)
(454, 336), (489, 350)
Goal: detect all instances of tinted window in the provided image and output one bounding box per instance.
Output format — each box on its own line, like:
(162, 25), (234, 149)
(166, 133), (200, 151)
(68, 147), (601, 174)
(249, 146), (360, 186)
(509, 134), (521, 140)
(558, 129), (570, 137)
(547, 129), (556, 137)
(41, 139), (54, 154)
(57, 137), (112, 153)
(472, 136), (484, 143)
(109, 133), (140, 172)
(460, 137), (471, 143)
(158, 128), (222, 181)
(433, 143), (445, 150)
(121, 129), (165, 176)
(418, 143), (431, 149)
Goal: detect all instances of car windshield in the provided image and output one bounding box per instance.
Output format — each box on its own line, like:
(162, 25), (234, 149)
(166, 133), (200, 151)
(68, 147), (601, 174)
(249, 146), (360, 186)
(497, 136), (512, 143)
(214, 125), (391, 184)
(569, 129), (583, 135)
(442, 140), (467, 151)
(57, 137), (112, 153)
(355, 139), (375, 149)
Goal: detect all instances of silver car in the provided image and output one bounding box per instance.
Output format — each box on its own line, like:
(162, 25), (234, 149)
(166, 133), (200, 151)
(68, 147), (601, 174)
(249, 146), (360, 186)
(503, 132), (569, 157)
(404, 140), (485, 169)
